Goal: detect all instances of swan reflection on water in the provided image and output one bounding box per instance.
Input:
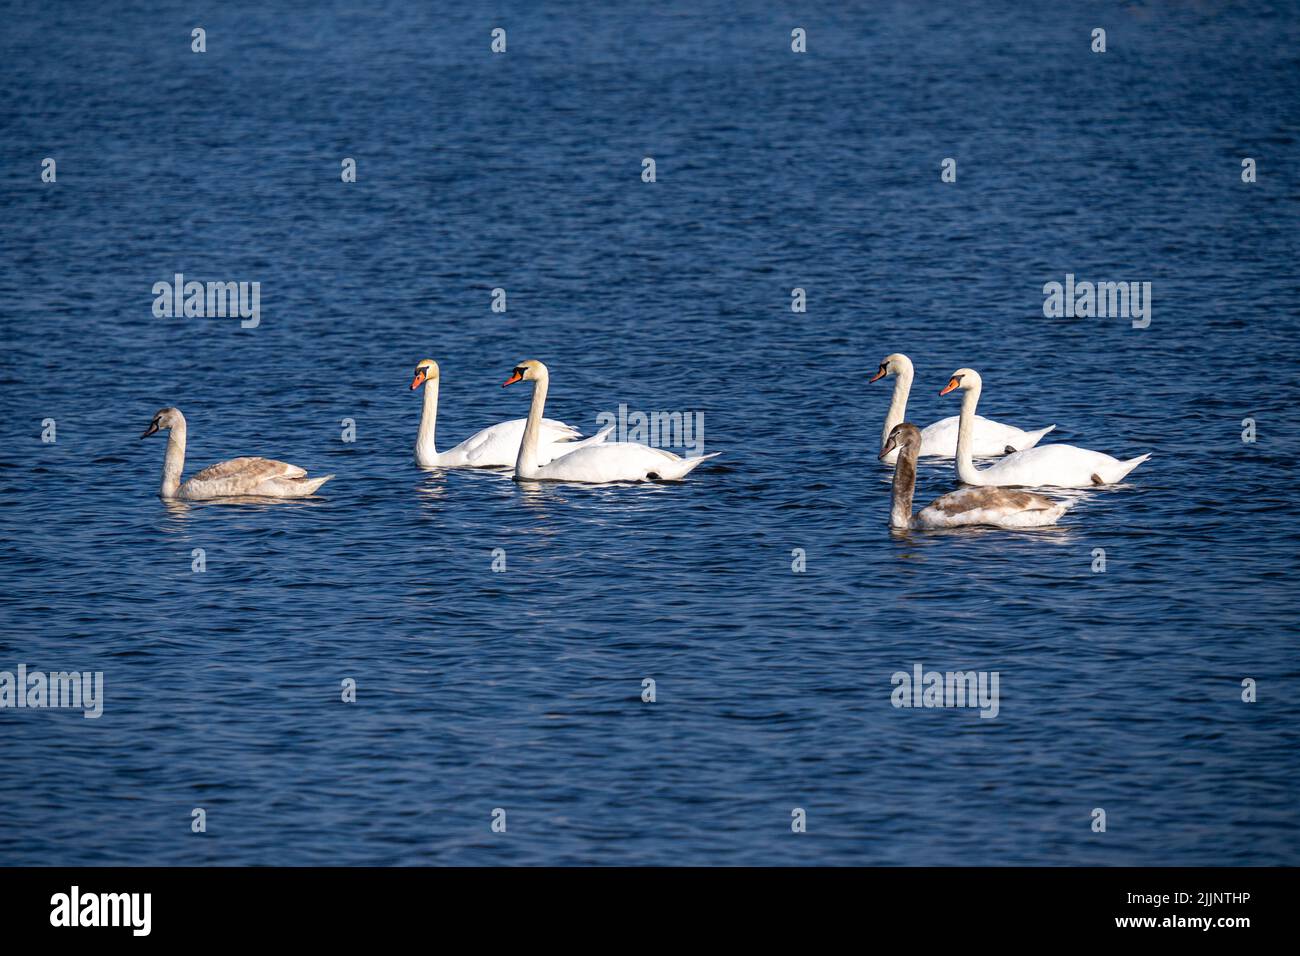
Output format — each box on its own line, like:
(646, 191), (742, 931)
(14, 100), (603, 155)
(159, 493), (328, 523)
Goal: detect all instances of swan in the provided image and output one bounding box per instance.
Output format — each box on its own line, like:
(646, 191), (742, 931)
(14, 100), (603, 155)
(880, 423), (1069, 529)
(411, 359), (611, 468)
(140, 407), (333, 499)
(503, 360), (719, 482)
(941, 368), (1150, 487)
(871, 353), (1054, 461)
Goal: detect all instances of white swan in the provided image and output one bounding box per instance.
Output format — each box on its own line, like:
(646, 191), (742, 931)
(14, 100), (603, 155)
(881, 423), (1069, 529)
(141, 407), (332, 499)
(941, 368), (1150, 487)
(411, 359), (611, 468)
(871, 353), (1054, 461)
(503, 360), (719, 482)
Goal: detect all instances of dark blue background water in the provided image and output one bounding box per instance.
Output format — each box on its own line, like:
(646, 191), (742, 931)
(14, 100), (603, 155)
(2, 1), (1298, 865)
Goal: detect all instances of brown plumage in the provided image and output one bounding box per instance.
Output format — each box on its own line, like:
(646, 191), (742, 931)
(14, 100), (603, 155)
(188, 457), (306, 484)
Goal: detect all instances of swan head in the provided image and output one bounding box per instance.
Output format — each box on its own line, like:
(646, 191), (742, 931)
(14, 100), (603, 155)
(869, 353), (913, 383)
(502, 359), (548, 387)
(140, 407), (183, 438)
(939, 367), (981, 396)
(879, 422), (922, 460)
(410, 359), (440, 390)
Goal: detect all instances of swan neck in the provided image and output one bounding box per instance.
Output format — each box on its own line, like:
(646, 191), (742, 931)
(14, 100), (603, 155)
(882, 368), (913, 453)
(891, 447), (917, 529)
(416, 379), (439, 460)
(516, 374), (549, 477)
(955, 383), (982, 484)
(161, 422), (186, 499)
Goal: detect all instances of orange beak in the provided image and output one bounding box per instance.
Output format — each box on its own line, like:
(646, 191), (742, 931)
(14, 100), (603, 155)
(869, 368), (886, 383)
(410, 370), (427, 390)
(502, 371), (523, 387)
(939, 378), (959, 396)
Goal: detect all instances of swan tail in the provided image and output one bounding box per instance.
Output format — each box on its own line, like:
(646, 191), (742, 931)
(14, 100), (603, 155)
(1111, 454), (1151, 483)
(541, 418), (583, 440)
(655, 452), (720, 481)
(1017, 424), (1056, 451)
(296, 474), (334, 496)
(564, 423), (616, 452)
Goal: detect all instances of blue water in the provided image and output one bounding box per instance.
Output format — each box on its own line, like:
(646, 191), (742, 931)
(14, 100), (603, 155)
(2, 1), (1298, 865)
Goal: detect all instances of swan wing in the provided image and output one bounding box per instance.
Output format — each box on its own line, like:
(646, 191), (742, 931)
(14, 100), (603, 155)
(181, 457), (313, 497)
(917, 486), (1068, 528)
(977, 443), (1134, 488)
(539, 418), (584, 442)
(531, 442), (713, 483)
(918, 415), (1055, 458)
(189, 457), (306, 483)
(449, 420), (525, 466)
(446, 418), (585, 467)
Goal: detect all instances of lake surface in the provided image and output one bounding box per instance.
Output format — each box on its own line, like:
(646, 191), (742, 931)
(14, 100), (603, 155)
(1, 1), (1298, 865)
